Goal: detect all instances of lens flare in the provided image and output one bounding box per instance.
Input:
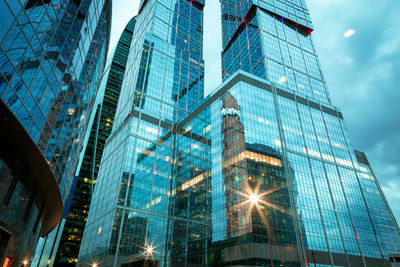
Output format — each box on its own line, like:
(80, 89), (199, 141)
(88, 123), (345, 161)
(249, 193), (260, 204)
(136, 242), (160, 261)
(229, 179), (289, 236)
(146, 246), (154, 254)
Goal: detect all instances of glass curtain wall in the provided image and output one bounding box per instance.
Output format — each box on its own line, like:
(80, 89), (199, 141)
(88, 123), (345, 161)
(355, 150), (400, 257)
(214, 0), (394, 266)
(0, 0), (112, 201)
(49, 17), (137, 266)
(78, 1), (207, 266)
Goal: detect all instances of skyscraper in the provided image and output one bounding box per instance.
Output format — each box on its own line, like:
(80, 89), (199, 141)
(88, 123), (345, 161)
(78, 0), (207, 266)
(79, 0), (400, 266)
(31, 16), (137, 267)
(209, 0), (400, 265)
(0, 0), (111, 265)
(355, 151), (400, 260)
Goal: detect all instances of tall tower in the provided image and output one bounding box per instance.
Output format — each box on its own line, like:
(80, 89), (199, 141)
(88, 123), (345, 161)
(76, 0), (400, 266)
(0, 0), (111, 265)
(78, 1), (209, 266)
(31, 17), (138, 267)
(355, 150), (400, 259)
(210, 0), (400, 266)
(221, 0), (330, 104)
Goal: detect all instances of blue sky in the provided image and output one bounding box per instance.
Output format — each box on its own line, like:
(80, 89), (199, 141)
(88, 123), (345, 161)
(110, 0), (400, 223)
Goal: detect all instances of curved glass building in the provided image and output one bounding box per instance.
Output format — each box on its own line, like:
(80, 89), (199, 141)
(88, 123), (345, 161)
(0, 0), (111, 266)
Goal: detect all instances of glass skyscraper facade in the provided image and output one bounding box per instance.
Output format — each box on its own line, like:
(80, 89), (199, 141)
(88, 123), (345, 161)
(0, 0), (112, 201)
(221, 0), (329, 104)
(78, 0), (400, 266)
(31, 16), (137, 267)
(355, 151), (400, 258)
(207, 71), (388, 266)
(0, 0), (111, 265)
(78, 0), (207, 266)
(212, 0), (399, 265)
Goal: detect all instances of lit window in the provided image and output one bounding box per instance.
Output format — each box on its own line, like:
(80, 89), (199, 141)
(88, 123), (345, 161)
(203, 125), (211, 134)
(145, 126), (158, 135)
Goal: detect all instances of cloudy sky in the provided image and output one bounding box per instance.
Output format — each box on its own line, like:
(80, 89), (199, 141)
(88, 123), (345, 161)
(110, 0), (400, 223)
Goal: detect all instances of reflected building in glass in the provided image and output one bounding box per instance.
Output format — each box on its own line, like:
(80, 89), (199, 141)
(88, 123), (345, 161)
(0, 0), (111, 266)
(207, 71), (387, 266)
(210, 90), (298, 265)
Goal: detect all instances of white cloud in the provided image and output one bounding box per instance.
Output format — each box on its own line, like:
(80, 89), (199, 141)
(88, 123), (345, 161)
(381, 181), (400, 223)
(342, 55), (354, 65)
(343, 29), (356, 38)
(376, 25), (400, 58)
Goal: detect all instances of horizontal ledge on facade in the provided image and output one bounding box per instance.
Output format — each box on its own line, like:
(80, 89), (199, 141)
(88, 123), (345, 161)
(179, 71), (343, 128)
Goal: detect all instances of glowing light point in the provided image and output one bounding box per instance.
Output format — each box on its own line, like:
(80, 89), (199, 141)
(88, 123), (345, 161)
(146, 246), (154, 254)
(92, 263), (98, 267)
(23, 260), (28, 266)
(249, 193), (260, 204)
